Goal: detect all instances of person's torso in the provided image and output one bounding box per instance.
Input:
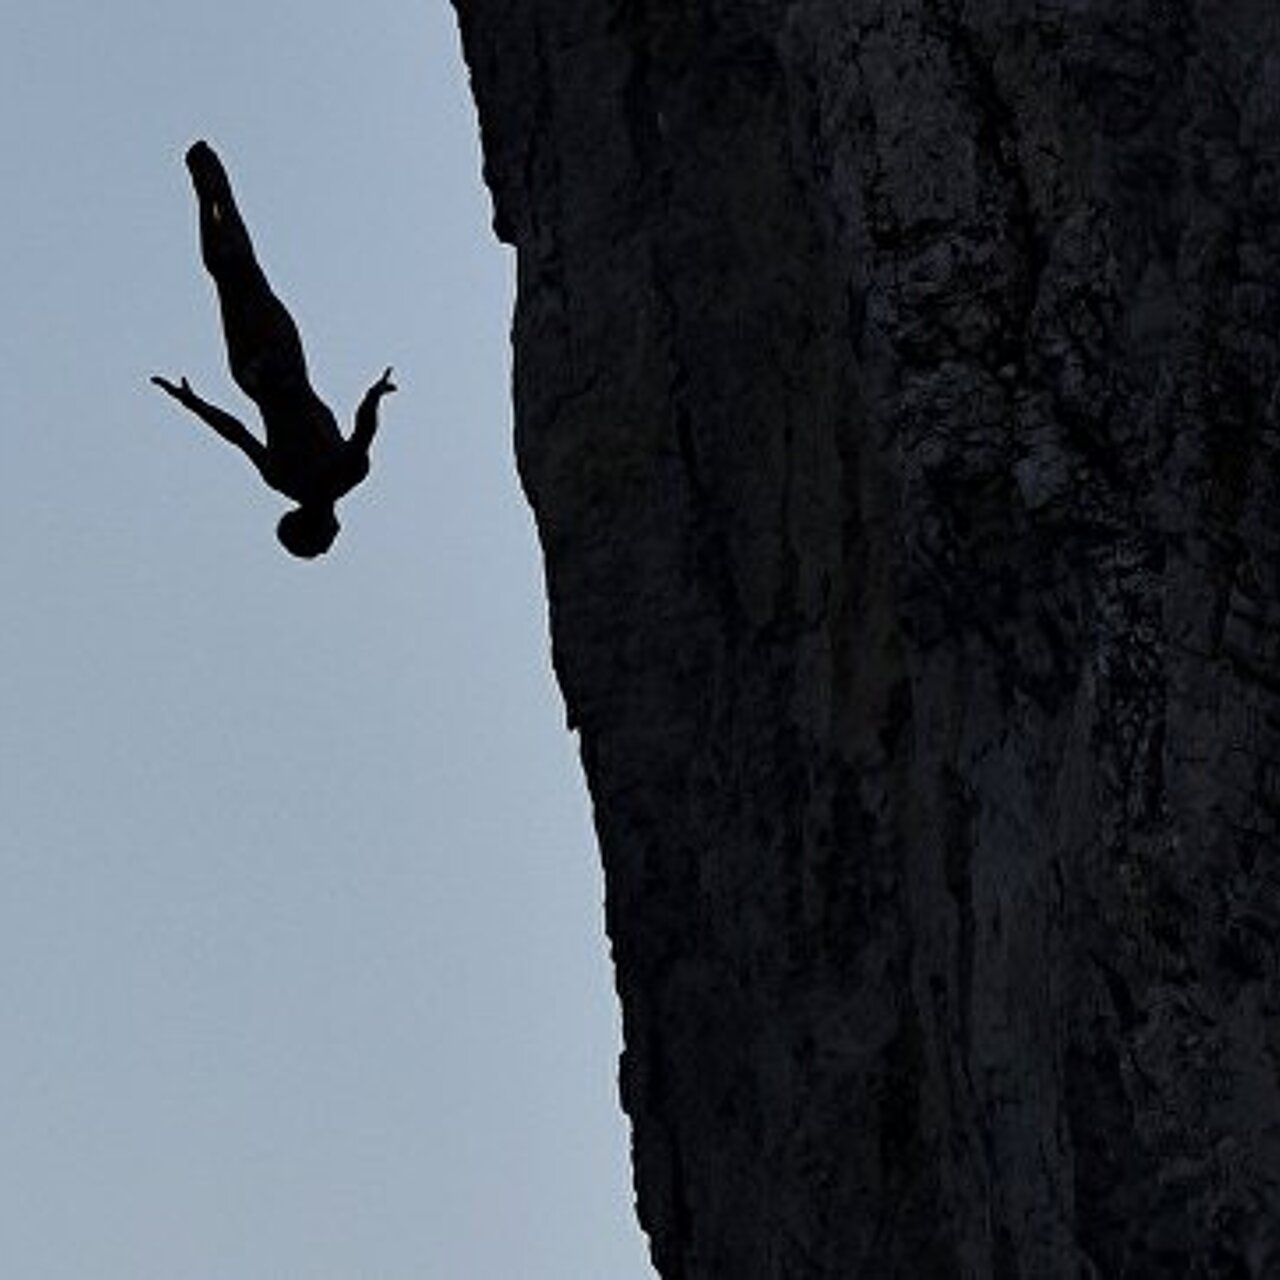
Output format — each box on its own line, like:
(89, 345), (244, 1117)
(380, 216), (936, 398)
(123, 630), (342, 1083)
(257, 399), (368, 506)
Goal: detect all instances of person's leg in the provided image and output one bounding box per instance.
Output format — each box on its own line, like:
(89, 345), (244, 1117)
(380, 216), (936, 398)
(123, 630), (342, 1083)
(186, 142), (263, 282)
(185, 142), (310, 402)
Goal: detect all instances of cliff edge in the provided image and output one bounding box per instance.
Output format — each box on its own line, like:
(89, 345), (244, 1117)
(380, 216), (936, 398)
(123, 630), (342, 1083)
(453, 3), (1280, 1275)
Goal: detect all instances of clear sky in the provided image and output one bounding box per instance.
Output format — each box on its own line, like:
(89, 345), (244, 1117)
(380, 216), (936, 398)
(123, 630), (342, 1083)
(2, 2), (650, 1275)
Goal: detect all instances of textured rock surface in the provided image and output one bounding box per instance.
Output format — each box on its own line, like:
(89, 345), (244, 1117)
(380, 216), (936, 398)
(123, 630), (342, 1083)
(452, 2), (1280, 1274)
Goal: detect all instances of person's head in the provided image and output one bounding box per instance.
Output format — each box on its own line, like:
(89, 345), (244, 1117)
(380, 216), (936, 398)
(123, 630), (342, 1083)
(276, 505), (340, 558)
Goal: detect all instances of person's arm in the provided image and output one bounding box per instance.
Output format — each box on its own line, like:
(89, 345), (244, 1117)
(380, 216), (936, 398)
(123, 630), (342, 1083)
(349, 366), (397, 454)
(151, 375), (266, 469)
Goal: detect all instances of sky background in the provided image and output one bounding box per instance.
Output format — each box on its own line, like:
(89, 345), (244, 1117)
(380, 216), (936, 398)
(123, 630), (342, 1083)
(2, 2), (650, 1276)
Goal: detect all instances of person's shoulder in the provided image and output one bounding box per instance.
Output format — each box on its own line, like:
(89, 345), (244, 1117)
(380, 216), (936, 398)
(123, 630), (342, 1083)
(343, 440), (372, 481)
(318, 444), (368, 503)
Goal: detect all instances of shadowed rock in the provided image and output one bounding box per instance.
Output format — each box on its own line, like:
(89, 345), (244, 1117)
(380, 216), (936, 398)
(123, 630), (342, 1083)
(454, 2), (1280, 1275)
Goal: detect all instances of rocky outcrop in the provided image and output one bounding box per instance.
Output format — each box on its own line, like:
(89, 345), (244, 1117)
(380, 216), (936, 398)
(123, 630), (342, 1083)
(452, 2), (1280, 1274)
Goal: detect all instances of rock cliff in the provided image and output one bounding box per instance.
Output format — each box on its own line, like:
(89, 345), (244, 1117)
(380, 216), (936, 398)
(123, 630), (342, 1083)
(452, 2), (1280, 1274)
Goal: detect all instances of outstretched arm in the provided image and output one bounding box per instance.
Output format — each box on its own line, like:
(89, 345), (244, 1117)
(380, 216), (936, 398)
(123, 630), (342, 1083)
(151, 375), (266, 469)
(350, 367), (397, 454)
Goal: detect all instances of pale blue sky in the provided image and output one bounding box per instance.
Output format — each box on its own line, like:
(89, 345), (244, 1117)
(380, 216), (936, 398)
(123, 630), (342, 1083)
(1, 2), (649, 1275)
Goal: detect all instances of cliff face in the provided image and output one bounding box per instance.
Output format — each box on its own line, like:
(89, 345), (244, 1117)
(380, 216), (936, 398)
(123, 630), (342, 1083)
(452, 2), (1280, 1274)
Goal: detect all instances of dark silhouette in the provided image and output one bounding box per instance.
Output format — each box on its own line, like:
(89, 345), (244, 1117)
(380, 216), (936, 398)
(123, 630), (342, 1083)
(153, 141), (395, 557)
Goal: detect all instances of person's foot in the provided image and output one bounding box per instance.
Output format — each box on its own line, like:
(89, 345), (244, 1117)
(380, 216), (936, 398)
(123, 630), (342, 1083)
(184, 140), (232, 205)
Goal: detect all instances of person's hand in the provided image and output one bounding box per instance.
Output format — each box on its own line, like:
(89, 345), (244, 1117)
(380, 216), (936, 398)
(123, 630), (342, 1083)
(368, 367), (396, 399)
(151, 374), (195, 404)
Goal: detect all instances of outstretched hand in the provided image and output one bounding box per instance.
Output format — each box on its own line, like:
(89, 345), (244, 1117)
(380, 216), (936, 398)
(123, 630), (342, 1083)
(151, 374), (196, 405)
(367, 367), (397, 399)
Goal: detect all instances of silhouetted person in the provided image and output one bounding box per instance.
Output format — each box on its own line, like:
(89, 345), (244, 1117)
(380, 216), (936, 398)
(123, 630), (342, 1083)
(152, 141), (395, 557)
